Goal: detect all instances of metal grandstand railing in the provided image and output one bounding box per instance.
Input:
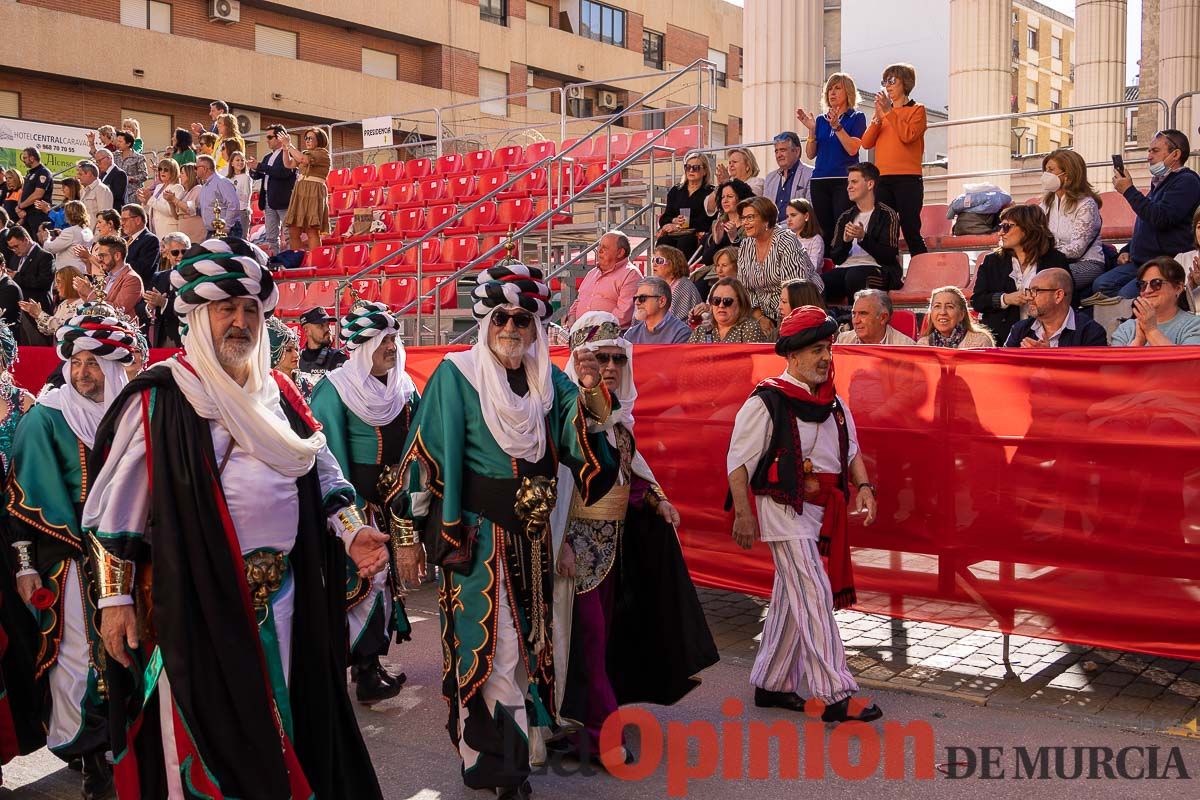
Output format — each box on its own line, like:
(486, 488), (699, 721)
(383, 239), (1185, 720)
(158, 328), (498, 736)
(330, 58), (718, 345)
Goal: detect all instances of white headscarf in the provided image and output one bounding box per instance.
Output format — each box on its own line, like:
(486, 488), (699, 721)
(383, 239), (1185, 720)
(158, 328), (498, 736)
(325, 332), (416, 427)
(564, 311), (636, 443)
(164, 301), (325, 477)
(39, 359), (129, 449)
(445, 305), (553, 462)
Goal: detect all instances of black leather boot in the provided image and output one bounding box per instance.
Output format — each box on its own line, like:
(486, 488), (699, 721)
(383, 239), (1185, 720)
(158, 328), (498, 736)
(80, 749), (114, 800)
(354, 655), (403, 704)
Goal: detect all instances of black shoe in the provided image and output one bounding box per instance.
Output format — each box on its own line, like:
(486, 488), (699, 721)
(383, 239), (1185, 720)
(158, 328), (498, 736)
(376, 662), (406, 689)
(495, 780), (532, 799)
(67, 757), (83, 772)
(80, 750), (114, 800)
(355, 663), (403, 704)
(754, 687), (807, 711)
(820, 696), (883, 723)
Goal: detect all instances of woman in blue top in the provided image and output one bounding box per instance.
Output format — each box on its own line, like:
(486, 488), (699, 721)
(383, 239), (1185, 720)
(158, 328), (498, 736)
(797, 73), (867, 249)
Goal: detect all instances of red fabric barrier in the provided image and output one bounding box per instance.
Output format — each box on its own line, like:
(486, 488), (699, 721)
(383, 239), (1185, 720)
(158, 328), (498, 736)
(16, 344), (1200, 661)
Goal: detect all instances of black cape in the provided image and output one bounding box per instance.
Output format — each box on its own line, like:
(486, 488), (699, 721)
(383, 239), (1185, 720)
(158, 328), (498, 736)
(92, 366), (382, 800)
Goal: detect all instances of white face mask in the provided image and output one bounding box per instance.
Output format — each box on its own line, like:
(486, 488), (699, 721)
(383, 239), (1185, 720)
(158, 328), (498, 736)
(1149, 160), (1170, 178)
(1040, 171), (1062, 193)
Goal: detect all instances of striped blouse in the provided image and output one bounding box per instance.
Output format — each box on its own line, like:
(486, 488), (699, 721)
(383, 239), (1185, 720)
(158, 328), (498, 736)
(737, 227), (823, 323)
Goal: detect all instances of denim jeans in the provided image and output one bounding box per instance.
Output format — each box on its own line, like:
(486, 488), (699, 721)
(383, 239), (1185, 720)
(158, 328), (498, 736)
(1092, 261), (1138, 298)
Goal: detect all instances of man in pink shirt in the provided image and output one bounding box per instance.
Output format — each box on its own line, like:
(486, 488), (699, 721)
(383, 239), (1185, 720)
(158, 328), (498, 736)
(566, 231), (642, 327)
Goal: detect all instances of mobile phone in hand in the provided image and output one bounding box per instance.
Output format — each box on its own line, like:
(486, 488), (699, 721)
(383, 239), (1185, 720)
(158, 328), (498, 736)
(1112, 154), (1125, 176)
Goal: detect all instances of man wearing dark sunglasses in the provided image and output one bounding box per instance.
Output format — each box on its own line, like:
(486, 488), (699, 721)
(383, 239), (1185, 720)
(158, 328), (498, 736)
(623, 276), (691, 343)
(391, 263), (618, 800)
(1098, 128), (1200, 299)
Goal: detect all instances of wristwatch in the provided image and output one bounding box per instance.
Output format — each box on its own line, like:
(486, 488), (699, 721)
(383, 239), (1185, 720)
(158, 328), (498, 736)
(856, 482), (876, 494)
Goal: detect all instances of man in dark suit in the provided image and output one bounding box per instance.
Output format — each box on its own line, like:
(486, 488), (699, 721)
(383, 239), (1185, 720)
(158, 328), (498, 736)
(4, 226), (53, 344)
(248, 125), (297, 253)
(120, 204), (160, 286)
(96, 148), (127, 215)
(0, 252), (23, 329)
(1004, 268), (1108, 347)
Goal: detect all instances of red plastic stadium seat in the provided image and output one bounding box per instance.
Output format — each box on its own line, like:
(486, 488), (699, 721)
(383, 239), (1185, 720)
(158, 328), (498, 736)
(416, 177), (448, 206)
(426, 203), (457, 232)
(584, 162), (621, 191)
(904, 204), (952, 250)
(821, 258), (834, 275)
(369, 241), (405, 271)
(473, 171), (509, 200)
(500, 167), (548, 199)
(534, 197), (572, 226)
(550, 163), (585, 198)
(442, 235), (479, 267)
(276, 281), (308, 317)
(350, 164), (378, 188)
(560, 137), (598, 162)
(629, 129), (666, 160)
(890, 251), (972, 306)
(419, 275), (458, 313)
(306, 279), (338, 309)
(329, 189), (356, 215)
(337, 243), (370, 272)
(405, 157), (433, 179)
(378, 161), (406, 184)
(890, 309), (918, 341)
(592, 133), (630, 162)
(447, 175), (477, 202)
(446, 200), (498, 236)
(392, 207), (426, 236)
(305, 246), (338, 272)
(340, 278), (381, 312)
(479, 198), (535, 233)
(477, 234), (508, 267)
(357, 186), (384, 207)
(465, 149), (494, 173)
(381, 277), (418, 310)
(386, 182), (417, 209)
(666, 125), (702, 155)
(326, 168), (352, 190)
(1098, 191), (1136, 241)
(435, 153), (466, 176)
(401, 238), (446, 271)
(523, 141), (556, 165)
(493, 145), (524, 169)
(325, 215), (354, 245)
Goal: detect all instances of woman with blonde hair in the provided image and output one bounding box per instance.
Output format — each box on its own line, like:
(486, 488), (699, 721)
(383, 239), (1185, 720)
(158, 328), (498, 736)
(797, 72), (868, 247)
(38, 201), (93, 272)
(143, 158), (185, 236)
(19, 266), (86, 337)
(213, 112), (245, 171)
(1039, 148), (1105, 290)
(3, 170), (21, 220)
(121, 117), (143, 152)
(652, 244), (702, 320)
(165, 162), (207, 244)
(657, 151), (715, 258)
(707, 147), (764, 215)
(283, 127), (332, 250)
(919, 286), (995, 348)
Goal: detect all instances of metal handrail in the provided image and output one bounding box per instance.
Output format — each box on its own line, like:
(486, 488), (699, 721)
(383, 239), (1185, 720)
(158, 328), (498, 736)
(1169, 91), (1200, 129)
(448, 201), (657, 345)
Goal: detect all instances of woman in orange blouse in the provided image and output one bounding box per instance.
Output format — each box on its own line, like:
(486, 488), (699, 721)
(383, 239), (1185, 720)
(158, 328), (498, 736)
(860, 63), (928, 255)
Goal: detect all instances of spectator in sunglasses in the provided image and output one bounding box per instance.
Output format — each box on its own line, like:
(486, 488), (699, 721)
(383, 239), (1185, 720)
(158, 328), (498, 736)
(623, 276), (691, 344)
(971, 204), (1069, 345)
(1110, 257), (1200, 346)
(1003, 268), (1108, 347)
(651, 245), (701, 321)
(657, 152), (716, 259)
(144, 231), (191, 347)
(1097, 129), (1200, 299)
(687, 277), (773, 344)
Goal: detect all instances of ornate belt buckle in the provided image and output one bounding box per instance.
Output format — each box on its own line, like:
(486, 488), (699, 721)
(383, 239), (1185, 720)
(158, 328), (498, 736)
(514, 476), (557, 540)
(244, 551), (285, 616)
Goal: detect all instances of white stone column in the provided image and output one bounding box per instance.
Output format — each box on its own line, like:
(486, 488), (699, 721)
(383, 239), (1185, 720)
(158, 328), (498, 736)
(742, 0), (823, 154)
(1159, 0), (1200, 167)
(1075, 0), (1128, 182)
(947, 0), (1012, 195)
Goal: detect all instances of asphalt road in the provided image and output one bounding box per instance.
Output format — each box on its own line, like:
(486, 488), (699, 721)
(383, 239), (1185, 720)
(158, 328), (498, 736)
(5, 599), (1199, 799)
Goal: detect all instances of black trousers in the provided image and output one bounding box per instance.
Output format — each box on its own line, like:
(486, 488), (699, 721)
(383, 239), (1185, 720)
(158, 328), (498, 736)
(823, 264), (886, 305)
(810, 178), (850, 249)
(874, 174), (926, 255)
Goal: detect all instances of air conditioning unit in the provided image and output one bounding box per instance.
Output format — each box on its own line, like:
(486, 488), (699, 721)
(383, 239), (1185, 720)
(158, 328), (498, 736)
(567, 85), (585, 100)
(208, 0), (240, 24)
(232, 109), (260, 136)
(597, 90), (620, 110)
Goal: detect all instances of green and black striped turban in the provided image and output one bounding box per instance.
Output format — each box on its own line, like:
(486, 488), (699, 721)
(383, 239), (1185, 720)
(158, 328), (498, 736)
(338, 301), (400, 351)
(171, 238), (277, 315)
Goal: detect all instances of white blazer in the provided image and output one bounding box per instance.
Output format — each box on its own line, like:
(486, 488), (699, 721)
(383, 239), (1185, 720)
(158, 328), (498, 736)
(146, 182), (186, 237)
(42, 225), (95, 272)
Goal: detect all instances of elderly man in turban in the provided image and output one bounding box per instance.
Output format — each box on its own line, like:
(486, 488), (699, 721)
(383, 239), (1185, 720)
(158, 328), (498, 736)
(726, 306), (883, 724)
(7, 303), (141, 799)
(546, 311), (717, 767)
(391, 263), (618, 799)
(309, 300), (418, 704)
(82, 239), (389, 799)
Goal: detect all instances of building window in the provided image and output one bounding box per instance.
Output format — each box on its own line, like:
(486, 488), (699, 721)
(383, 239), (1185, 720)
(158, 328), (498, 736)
(567, 97), (594, 119)
(362, 48), (398, 80)
(1026, 27), (1038, 53)
(645, 108), (665, 130)
(1026, 136), (1036, 154)
(120, 0), (171, 33)
(1026, 79), (1038, 105)
(580, 0), (625, 48)
(255, 25), (297, 59)
(711, 121), (727, 149)
(708, 49), (728, 87)
(1049, 87), (1061, 110)
(0, 91), (18, 119)
(643, 30), (664, 70)
(122, 109), (172, 151)
(1051, 36), (1062, 60)
(480, 0), (507, 26)
(527, 3), (551, 26)
(479, 68), (509, 116)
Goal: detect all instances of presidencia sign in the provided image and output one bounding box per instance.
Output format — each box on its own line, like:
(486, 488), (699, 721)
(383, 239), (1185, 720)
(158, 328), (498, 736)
(0, 117), (91, 174)
(362, 116), (393, 149)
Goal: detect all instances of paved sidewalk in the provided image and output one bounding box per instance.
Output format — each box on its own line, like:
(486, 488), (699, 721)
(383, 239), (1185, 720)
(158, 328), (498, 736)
(698, 587), (1200, 739)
